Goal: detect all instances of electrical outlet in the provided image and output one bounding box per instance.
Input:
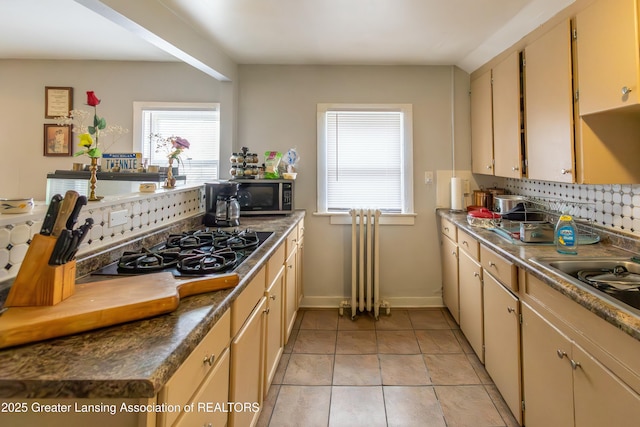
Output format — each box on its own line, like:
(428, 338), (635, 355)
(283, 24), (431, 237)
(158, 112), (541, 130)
(424, 171), (434, 184)
(109, 209), (128, 227)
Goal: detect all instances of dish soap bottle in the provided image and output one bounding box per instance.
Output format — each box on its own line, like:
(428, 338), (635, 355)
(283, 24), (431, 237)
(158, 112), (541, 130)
(555, 211), (578, 255)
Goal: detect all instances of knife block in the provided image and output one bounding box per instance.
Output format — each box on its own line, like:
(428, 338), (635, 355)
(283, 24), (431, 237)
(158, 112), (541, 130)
(5, 234), (76, 307)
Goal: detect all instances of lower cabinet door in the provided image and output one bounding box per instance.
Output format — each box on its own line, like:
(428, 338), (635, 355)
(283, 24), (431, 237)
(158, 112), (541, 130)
(483, 273), (521, 424)
(573, 343), (640, 427)
(264, 266), (284, 396)
(521, 303), (574, 427)
(458, 250), (484, 362)
(229, 296), (267, 427)
(174, 348), (231, 427)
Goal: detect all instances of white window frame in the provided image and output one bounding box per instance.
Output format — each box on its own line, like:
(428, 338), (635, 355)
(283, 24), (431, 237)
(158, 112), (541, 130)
(133, 101), (220, 183)
(316, 103), (415, 224)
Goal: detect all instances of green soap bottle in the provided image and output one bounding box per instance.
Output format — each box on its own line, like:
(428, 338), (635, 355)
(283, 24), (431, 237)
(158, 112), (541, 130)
(555, 213), (578, 255)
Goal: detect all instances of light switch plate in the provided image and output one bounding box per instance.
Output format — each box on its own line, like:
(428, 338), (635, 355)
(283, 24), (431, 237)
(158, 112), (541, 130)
(109, 209), (128, 227)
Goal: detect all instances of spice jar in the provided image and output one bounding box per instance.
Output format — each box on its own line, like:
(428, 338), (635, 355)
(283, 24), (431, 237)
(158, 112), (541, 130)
(230, 165), (237, 177)
(230, 153), (238, 163)
(235, 166), (244, 177)
(235, 153), (245, 164)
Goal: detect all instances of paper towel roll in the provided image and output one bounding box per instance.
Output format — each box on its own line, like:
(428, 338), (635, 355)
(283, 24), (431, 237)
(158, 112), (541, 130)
(451, 177), (464, 211)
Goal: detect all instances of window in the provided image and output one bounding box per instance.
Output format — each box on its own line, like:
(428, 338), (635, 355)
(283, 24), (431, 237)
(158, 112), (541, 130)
(133, 102), (220, 184)
(317, 103), (414, 214)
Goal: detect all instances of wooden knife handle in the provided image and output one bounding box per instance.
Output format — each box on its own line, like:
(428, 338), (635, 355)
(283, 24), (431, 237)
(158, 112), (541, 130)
(51, 191), (79, 237)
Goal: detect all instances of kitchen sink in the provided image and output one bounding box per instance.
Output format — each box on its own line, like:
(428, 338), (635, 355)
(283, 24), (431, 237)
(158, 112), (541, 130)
(530, 256), (640, 317)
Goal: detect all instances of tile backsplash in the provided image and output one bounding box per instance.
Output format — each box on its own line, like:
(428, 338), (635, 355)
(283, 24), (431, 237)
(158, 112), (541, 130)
(0, 186), (204, 283)
(506, 178), (640, 235)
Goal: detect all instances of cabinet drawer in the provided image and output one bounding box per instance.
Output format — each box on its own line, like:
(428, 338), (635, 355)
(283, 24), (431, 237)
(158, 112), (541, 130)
(174, 348), (231, 427)
(441, 218), (457, 242)
(286, 228), (298, 257)
(267, 243), (285, 286)
(298, 218), (305, 239)
(481, 245), (517, 292)
(458, 228), (479, 260)
(232, 266), (266, 336)
(158, 309), (231, 427)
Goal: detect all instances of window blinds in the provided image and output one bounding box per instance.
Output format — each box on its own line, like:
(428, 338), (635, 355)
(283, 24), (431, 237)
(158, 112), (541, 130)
(142, 109), (220, 183)
(325, 110), (404, 212)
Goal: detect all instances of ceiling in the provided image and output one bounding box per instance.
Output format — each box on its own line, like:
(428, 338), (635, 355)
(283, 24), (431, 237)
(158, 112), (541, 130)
(0, 0), (573, 73)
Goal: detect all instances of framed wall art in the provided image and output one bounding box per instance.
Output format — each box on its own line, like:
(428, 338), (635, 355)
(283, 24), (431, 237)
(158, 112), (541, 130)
(45, 86), (73, 118)
(44, 124), (72, 156)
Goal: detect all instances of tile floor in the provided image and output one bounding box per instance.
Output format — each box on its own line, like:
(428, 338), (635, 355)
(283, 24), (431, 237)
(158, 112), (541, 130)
(256, 308), (520, 427)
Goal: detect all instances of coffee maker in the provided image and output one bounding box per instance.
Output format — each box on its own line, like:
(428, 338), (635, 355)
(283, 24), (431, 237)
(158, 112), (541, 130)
(204, 181), (241, 227)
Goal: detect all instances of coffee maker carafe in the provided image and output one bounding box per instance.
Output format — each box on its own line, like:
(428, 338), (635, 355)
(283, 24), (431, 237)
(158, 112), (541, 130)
(215, 195), (240, 227)
(203, 181), (241, 227)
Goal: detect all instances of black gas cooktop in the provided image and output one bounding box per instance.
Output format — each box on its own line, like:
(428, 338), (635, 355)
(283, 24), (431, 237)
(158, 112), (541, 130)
(93, 228), (273, 277)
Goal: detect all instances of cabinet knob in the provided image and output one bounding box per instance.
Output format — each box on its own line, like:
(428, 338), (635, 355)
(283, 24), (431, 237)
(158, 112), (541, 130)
(451, 250), (457, 257)
(489, 261), (496, 268)
(622, 86), (633, 95)
(486, 165), (493, 170)
(512, 166), (519, 171)
(556, 349), (567, 359)
(473, 272), (480, 278)
(462, 240), (469, 246)
(444, 226), (449, 232)
(203, 354), (215, 366)
(264, 307), (271, 314)
(570, 359), (581, 370)
(270, 294), (276, 300)
(561, 168), (572, 175)
(507, 307), (516, 314)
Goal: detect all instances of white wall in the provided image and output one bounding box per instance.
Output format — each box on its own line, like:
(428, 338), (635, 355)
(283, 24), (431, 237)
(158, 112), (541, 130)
(0, 59), (229, 200)
(237, 65), (471, 307)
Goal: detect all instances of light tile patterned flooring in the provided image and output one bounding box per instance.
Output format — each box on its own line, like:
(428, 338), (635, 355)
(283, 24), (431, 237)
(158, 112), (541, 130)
(257, 308), (520, 427)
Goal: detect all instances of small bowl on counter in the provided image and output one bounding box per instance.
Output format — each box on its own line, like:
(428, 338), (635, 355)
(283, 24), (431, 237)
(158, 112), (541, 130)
(0, 198), (34, 214)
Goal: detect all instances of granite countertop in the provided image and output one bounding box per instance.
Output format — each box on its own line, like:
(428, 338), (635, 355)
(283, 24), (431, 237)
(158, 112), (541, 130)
(0, 211), (305, 399)
(438, 209), (640, 341)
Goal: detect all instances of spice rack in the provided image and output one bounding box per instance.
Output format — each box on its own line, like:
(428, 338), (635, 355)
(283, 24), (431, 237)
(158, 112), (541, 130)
(230, 146), (263, 179)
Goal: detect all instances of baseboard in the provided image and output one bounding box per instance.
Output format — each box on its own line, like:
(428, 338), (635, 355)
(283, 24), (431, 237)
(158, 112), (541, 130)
(300, 296), (444, 309)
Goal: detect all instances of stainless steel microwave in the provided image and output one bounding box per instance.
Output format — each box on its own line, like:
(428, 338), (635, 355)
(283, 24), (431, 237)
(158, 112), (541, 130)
(205, 179), (294, 215)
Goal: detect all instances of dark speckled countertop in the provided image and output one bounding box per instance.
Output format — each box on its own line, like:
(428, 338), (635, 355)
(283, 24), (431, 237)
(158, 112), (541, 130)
(438, 209), (640, 341)
(0, 211), (305, 399)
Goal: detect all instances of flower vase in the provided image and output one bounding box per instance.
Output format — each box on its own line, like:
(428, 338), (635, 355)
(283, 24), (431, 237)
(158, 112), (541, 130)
(164, 158), (177, 189)
(88, 157), (103, 201)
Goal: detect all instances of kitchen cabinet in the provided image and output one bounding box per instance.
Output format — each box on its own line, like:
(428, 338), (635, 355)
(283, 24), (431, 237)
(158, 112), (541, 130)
(229, 295), (267, 427)
(470, 51), (524, 178)
(483, 273), (522, 425)
(521, 302), (640, 427)
(284, 234), (298, 343)
(492, 50), (524, 179)
(296, 218), (305, 308)
(576, 0), (640, 115)
(158, 309), (231, 427)
(457, 236), (483, 362)
(441, 232), (459, 324)
(524, 19), (576, 183)
(470, 69), (494, 175)
(264, 246), (285, 396)
(172, 348), (230, 427)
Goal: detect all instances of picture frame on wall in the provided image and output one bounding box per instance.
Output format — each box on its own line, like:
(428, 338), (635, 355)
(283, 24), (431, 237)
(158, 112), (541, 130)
(45, 86), (73, 118)
(44, 124), (73, 156)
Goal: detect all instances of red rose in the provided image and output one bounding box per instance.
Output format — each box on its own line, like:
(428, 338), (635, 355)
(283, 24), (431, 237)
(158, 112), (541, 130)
(86, 91), (101, 107)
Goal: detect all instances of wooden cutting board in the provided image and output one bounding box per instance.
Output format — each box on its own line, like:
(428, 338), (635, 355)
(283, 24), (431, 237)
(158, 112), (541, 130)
(0, 272), (239, 349)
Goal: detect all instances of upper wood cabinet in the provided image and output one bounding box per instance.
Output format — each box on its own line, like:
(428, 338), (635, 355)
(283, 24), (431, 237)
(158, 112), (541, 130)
(524, 19), (576, 183)
(492, 51), (524, 179)
(470, 52), (524, 178)
(471, 69), (494, 175)
(576, 0), (640, 115)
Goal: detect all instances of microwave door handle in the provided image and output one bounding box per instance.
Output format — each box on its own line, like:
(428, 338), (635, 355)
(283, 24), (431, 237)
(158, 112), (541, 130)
(279, 184), (283, 210)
